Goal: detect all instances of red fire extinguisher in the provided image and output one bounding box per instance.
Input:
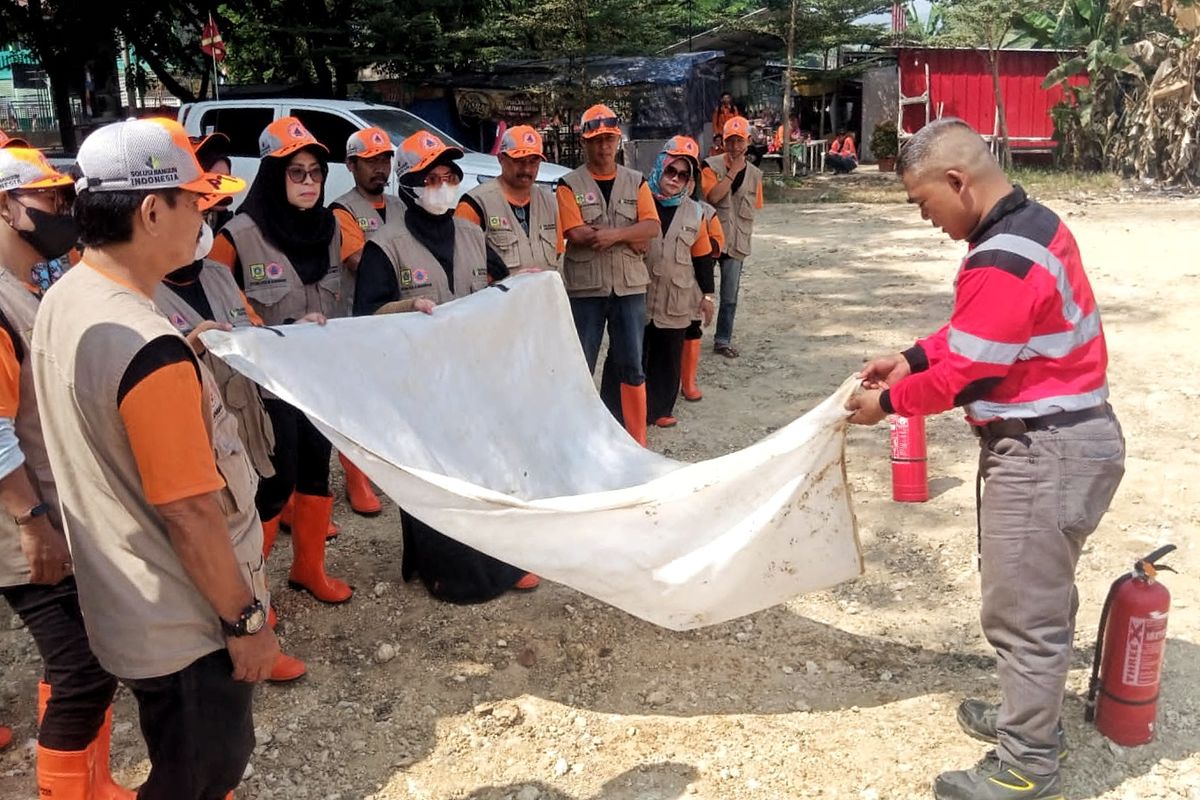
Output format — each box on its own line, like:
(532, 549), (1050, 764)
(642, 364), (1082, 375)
(889, 414), (928, 502)
(1086, 544), (1176, 746)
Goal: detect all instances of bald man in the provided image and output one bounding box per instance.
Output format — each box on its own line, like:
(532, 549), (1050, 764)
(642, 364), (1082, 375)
(847, 119), (1124, 800)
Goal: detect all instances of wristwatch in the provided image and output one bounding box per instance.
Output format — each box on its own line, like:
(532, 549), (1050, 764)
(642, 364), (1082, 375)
(14, 502), (50, 526)
(220, 600), (267, 637)
(702, 294), (716, 304)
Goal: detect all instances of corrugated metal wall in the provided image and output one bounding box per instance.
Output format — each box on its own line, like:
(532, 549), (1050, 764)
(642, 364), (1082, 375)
(898, 48), (1088, 145)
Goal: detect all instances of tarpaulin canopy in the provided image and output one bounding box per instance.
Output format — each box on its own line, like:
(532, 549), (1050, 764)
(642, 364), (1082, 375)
(203, 273), (863, 630)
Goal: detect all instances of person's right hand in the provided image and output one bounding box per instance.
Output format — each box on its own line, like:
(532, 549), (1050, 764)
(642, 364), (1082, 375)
(726, 152), (747, 175)
(20, 517), (72, 585)
(185, 321), (232, 356)
(227, 627), (280, 683)
(413, 298), (436, 315)
(858, 352), (911, 390)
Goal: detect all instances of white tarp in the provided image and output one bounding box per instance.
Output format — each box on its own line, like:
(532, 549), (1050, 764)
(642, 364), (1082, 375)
(203, 272), (863, 630)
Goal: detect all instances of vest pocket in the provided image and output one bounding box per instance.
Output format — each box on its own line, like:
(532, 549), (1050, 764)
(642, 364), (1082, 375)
(537, 225), (560, 269)
(243, 277), (292, 309)
(488, 230), (522, 268)
(620, 248), (650, 289)
(213, 439), (257, 517)
(667, 271), (698, 316)
(563, 253), (603, 291)
(318, 267), (342, 315)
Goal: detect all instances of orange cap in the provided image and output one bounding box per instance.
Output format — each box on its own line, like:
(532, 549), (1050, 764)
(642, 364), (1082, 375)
(395, 130), (463, 178)
(259, 116), (329, 159)
(0, 147), (72, 192)
(347, 126), (394, 160)
(498, 126), (545, 160)
(722, 116), (751, 141)
(0, 131), (30, 149)
(580, 104), (621, 139)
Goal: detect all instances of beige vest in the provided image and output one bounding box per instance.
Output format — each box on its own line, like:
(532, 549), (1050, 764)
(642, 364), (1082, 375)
(0, 270), (61, 588)
(154, 261), (276, 479)
(331, 189), (404, 315)
(223, 214), (342, 326)
(467, 181), (561, 273)
(371, 216), (488, 306)
(645, 198), (704, 330)
(705, 156), (762, 260)
(561, 166), (650, 298)
(31, 264), (266, 680)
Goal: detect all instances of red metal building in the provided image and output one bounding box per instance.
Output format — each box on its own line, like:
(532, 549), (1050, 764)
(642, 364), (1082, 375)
(897, 47), (1088, 151)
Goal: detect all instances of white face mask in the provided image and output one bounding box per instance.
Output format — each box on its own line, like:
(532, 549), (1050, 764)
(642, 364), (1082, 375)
(194, 222), (214, 261)
(415, 183), (457, 215)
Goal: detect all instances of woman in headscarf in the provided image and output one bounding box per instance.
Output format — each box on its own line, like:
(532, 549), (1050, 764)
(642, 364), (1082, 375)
(641, 136), (717, 428)
(208, 117), (354, 605)
(352, 130), (540, 604)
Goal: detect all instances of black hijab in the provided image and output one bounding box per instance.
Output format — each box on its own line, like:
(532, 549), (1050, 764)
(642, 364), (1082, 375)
(237, 146), (336, 285)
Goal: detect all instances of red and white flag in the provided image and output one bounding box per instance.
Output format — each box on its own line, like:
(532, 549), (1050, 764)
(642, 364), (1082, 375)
(891, 1), (908, 34)
(201, 13), (226, 62)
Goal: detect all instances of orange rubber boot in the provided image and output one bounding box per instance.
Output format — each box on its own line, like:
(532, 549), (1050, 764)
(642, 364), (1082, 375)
(261, 515), (280, 560)
(37, 745), (94, 799)
(264, 605), (307, 683)
(39, 682), (134, 799)
(280, 493), (339, 539)
(339, 453), (382, 516)
(620, 384), (648, 447)
(513, 573), (540, 591)
(681, 339), (703, 401)
(0, 725), (11, 750)
(286, 494), (353, 603)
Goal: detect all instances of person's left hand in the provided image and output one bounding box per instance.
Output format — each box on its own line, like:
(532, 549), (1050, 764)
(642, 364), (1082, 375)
(846, 388), (888, 426)
(590, 227), (622, 251)
(297, 312), (327, 325)
(185, 321), (232, 356)
(413, 298), (436, 315)
(699, 295), (716, 327)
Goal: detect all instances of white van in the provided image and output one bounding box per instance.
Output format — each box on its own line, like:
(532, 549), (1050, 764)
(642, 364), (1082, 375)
(177, 99), (569, 208)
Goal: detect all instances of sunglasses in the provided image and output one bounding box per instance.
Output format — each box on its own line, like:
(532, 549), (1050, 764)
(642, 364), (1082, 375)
(11, 188), (72, 214)
(423, 171), (461, 188)
(285, 165), (325, 185)
(662, 165), (692, 181)
(581, 116), (620, 134)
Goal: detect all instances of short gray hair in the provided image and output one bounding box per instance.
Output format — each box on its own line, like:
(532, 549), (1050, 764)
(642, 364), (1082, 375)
(897, 118), (986, 177)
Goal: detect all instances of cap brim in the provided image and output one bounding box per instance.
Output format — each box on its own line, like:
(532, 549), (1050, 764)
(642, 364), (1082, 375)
(581, 128), (621, 139)
(351, 146), (393, 159)
(0, 138), (30, 149)
(180, 171), (246, 196)
(21, 173), (73, 190)
(500, 149), (545, 160)
(268, 140), (330, 159)
(412, 146), (464, 173)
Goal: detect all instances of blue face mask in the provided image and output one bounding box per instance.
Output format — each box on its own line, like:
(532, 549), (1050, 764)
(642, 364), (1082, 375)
(30, 258), (67, 294)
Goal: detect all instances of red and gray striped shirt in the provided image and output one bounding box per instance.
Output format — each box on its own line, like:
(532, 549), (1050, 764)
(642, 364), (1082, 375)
(881, 187), (1109, 423)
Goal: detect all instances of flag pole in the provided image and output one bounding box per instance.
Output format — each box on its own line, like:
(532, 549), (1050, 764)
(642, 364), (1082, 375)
(212, 48), (220, 101)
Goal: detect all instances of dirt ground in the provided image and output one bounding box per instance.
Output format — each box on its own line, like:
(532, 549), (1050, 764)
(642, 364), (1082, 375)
(2, 175), (1198, 800)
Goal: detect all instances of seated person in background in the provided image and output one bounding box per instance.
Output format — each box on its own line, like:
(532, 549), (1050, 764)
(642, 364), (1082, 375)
(827, 131), (858, 174)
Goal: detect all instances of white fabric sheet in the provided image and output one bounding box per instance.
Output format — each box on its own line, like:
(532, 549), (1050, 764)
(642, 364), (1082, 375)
(203, 272), (863, 630)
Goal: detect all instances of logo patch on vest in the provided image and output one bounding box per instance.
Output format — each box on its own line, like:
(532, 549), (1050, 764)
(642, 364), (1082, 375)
(168, 313), (188, 331)
(413, 268), (430, 285)
(357, 215), (380, 231)
(228, 307), (248, 324)
(400, 268), (413, 288)
(488, 215), (501, 229)
(265, 263), (285, 279)
(249, 263), (267, 281)
(585, 192), (597, 204)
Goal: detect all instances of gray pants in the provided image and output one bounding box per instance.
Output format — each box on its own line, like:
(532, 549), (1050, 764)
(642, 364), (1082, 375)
(978, 406), (1125, 774)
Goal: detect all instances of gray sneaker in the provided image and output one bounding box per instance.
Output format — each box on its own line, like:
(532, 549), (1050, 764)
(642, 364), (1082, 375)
(956, 699), (1068, 761)
(934, 751), (1064, 800)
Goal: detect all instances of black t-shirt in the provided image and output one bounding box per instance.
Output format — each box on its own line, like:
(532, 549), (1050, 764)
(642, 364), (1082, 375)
(461, 194), (531, 236)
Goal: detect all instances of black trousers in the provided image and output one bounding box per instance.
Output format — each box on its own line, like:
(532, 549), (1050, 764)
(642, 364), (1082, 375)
(124, 649), (255, 800)
(1, 577), (117, 750)
(684, 319), (703, 341)
(256, 397), (333, 520)
(399, 510), (523, 604)
(643, 322), (687, 423)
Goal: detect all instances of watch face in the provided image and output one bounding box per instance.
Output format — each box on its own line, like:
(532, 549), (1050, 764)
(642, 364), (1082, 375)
(245, 606), (267, 635)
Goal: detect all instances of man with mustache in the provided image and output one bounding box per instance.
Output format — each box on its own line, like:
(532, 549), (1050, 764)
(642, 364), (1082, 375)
(456, 125), (562, 274)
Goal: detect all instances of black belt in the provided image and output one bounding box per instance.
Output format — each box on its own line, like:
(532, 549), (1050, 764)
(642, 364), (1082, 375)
(973, 404), (1110, 440)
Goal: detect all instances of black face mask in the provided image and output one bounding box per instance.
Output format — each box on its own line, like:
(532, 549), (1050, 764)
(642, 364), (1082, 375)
(14, 205), (80, 261)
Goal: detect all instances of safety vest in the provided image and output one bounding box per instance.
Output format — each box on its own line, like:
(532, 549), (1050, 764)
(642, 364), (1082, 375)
(467, 180), (560, 273)
(0, 269), (59, 587)
(370, 215), (488, 305)
(331, 188), (405, 315)
(645, 198), (704, 330)
(32, 263), (265, 680)
(155, 261), (276, 479)
(561, 166), (650, 298)
(222, 214), (342, 326)
(705, 155), (762, 261)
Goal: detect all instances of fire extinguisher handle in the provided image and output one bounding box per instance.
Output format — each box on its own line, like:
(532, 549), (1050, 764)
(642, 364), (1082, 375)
(1136, 543), (1177, 574)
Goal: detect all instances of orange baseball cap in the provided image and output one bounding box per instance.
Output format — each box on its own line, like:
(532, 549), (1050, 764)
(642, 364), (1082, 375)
(259, 116), (328, 159)
(347, 126), (394, 160)
(663, 135), (701, 169)
(75, 118), (245, 198)
(580, 104), (621, 139)
(498, 125), (545, 160)
(0, 147), (72, 192)
(722, 116), (751, 141)
(395, 130), (463, 178)
(0, 131), (30, 149)
(188, 135), (239, 212)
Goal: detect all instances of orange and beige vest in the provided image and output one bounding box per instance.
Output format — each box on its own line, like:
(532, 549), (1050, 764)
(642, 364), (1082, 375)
(561, 166), (650, 298)
(466, 180), (561, 273)
(31, 264), (266, 680)
(331, 188), (405, 315)
(370, 215), (488, 306)
(222, 214), (342, 326)
(0, 269), (60, 588)
(645, 198), (705, 330)
(154, 261), (276, 479)
(705, 155), (762, 261)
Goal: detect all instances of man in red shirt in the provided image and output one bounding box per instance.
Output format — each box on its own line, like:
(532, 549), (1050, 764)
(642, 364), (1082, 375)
(848, 119), (1125, 800)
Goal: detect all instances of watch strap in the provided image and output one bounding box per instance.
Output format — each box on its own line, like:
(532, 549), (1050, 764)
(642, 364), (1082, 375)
(15, 502), (50, 526)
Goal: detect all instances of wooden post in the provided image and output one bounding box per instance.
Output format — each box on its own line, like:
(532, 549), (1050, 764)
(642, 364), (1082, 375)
(781, 0), (798, 177)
